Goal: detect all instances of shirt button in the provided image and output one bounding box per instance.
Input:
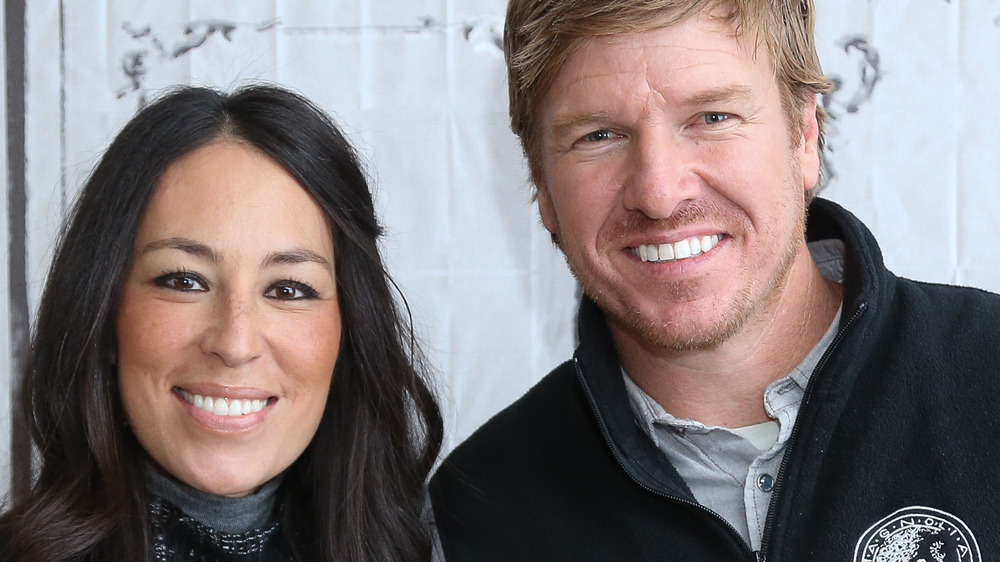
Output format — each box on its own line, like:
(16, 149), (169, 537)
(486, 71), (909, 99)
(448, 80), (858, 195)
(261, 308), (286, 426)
(757, 474), (775, 492)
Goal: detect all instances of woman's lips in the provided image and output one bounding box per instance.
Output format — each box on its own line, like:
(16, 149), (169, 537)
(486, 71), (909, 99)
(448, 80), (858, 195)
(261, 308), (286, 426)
(172, 386), (277, 433)
(179, 389), (273, 417)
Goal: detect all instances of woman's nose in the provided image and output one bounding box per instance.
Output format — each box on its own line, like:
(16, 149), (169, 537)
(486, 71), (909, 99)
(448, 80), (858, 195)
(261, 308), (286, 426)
(200, 293), (264, 368)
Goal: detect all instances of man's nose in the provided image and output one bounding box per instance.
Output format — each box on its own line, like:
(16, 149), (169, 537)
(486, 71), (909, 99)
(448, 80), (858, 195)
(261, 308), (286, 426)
(200, 292), (264, 368)
(621, 132), (699, 220)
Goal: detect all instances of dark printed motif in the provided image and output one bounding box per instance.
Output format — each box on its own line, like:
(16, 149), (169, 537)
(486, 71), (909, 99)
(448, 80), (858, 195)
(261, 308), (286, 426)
(854, 507), (981, 562)
(148, 497), (292, 561)
(117, 19), (277, 108)
(116, 15), (502, 111)
(821, 35), (882, 181)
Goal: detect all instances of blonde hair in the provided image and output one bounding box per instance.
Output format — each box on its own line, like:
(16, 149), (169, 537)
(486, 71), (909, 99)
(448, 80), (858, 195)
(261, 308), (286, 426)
(504, 0), (833, 190)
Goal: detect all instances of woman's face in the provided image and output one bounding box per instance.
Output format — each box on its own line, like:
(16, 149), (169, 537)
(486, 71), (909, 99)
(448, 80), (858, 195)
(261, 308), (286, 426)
(117, 141), (342, 497)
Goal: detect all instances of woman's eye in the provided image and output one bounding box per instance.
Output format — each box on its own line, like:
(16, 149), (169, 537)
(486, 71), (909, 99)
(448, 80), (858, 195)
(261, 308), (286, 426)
(265, 281), (319, 301)
(155, 272), (207, 292)
(702, 113), (730, 125)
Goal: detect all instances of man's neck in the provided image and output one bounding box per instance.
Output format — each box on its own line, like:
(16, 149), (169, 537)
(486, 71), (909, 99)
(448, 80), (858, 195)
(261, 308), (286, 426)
(613, 248), (844, 428)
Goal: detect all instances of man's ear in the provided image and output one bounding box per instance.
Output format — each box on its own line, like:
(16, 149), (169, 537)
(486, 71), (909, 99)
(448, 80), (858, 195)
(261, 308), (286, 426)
(531, 161), (560, 234)
(799, 95), (821, 193)
(535, 181), (559, 235)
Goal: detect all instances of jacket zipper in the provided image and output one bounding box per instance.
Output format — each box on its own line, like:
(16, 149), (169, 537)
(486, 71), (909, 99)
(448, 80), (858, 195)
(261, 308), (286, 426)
(756, 301), (869, 560)
(574, 359), (759, 560)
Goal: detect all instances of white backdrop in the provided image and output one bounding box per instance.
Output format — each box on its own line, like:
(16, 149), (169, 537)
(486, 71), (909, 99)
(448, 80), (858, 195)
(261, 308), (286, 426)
(4, 0), (1000, 495)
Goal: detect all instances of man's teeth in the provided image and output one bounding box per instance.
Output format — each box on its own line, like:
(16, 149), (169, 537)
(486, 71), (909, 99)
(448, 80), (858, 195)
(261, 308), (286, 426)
(180, 390), (268, 417)
(633, 234), (721, 263)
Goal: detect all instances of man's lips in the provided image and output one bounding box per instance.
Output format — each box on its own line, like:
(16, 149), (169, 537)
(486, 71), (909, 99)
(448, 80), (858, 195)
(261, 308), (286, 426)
(630, 234), (722, 263)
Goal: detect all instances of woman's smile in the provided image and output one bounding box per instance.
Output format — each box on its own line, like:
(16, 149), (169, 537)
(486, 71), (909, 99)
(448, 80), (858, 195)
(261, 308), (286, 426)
(177, 389), (272, 418)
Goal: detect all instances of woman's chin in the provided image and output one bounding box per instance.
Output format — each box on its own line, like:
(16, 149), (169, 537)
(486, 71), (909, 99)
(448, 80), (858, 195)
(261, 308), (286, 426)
(189, 477), (266, 498)
(165, 463), (274, 498)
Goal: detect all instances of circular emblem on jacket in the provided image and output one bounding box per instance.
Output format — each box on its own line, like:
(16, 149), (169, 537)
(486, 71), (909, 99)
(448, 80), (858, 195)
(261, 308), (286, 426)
(854, 506), (981, 562)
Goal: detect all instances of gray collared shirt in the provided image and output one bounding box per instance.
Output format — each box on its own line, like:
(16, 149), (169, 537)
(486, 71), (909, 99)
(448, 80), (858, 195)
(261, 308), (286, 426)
(623, 239), (845, 550)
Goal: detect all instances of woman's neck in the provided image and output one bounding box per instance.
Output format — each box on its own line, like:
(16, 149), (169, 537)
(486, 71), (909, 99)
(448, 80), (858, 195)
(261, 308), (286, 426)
(144, 466), (281, 534)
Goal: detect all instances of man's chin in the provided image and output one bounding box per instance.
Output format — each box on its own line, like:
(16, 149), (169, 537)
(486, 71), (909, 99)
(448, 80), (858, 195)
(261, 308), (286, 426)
(640, 323), (742, 353)
(609, 304), (752, 355)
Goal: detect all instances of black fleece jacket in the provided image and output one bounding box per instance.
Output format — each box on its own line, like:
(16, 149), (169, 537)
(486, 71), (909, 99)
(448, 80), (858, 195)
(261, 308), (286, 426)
(430, 198), (1000, 561)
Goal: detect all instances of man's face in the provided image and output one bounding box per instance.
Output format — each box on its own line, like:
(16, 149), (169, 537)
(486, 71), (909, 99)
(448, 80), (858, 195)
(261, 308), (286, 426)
(536, 11), (820, 353)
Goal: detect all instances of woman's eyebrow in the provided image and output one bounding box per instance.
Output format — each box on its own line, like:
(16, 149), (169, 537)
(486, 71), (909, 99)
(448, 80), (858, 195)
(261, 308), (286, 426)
(262, 249), (332, 271)
(141, 237), (220, 262)
(139, 238), (331, 271)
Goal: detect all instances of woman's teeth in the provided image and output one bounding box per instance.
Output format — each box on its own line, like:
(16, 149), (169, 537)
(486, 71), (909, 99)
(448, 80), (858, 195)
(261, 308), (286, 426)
(633, 234), (721, 263)
(180, 390), (269, 417)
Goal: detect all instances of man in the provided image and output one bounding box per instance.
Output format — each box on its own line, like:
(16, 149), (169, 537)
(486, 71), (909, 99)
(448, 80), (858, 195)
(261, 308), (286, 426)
(430, 1), (1000, 560)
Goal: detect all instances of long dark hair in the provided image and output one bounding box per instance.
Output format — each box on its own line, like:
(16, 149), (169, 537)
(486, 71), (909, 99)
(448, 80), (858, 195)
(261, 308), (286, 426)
(0, 84), (443, 561)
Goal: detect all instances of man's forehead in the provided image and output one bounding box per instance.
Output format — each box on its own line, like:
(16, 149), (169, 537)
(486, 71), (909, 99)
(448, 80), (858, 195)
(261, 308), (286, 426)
(561, 5), (762, 73)
(549, 21), (766, 94)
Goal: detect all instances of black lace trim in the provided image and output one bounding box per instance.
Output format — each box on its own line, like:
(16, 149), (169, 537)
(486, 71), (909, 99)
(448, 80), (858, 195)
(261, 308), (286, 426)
(148, 497), (292, 561)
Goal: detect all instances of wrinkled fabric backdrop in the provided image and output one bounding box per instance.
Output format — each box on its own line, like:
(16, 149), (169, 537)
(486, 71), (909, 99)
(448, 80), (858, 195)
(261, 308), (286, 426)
(3, 0), (999, 494)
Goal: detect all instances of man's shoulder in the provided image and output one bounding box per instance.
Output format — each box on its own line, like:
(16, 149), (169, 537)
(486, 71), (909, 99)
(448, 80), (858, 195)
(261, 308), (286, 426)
(870, 276), (1000, 365)
(894, 276), (1000, 326)
(902, 276), (1000, 300)
(438, 358), (586, 466)
(428, 357), (601, 534)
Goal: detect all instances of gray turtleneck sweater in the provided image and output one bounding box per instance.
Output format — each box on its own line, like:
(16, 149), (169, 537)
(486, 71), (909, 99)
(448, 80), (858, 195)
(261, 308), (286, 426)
(144, 468), (293, 561)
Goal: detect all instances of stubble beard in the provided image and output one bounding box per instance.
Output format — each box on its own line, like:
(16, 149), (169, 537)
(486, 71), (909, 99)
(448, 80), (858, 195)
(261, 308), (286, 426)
(563, 186), (807, 355)
(614, 228), (801, 353)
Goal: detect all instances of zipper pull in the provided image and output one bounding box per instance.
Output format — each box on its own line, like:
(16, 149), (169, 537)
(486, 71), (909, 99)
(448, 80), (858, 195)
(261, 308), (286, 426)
(755, 552), (766, 562)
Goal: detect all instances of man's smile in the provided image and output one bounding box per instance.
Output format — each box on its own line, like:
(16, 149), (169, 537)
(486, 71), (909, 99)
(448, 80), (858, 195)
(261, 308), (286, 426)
(631, 234), (722, 263)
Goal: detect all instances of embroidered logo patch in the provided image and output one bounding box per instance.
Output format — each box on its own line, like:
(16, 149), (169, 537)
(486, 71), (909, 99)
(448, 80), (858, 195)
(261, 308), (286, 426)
(854, 506), (981, 562)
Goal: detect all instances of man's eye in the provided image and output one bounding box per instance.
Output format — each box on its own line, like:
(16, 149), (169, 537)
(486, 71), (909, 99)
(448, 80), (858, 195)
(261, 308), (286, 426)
(265, 281), (319, 301)
(582, 130), (618, 143)
(155, 272), (207, 292)
(703, 113), (730, 125)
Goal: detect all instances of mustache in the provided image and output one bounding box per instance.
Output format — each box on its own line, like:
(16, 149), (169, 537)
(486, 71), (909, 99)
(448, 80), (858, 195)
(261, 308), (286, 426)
(606, 200), (746, 242)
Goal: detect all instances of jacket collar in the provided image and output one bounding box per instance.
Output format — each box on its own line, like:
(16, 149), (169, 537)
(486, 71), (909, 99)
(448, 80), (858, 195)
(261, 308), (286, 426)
(806, 197), (887, 327)
(574, 297), (696, 499)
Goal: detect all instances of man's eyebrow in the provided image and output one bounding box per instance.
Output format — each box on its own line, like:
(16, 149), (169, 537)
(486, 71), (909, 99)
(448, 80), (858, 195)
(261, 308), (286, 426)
(549, 111), (616, 140)
(141, 237), (220, 262)
(262, 249), (332, 271)
(682, 84), (754, 107)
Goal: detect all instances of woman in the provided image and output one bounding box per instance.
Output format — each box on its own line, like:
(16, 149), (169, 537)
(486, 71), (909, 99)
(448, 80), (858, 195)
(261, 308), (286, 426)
(0, 84), (443, 561)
